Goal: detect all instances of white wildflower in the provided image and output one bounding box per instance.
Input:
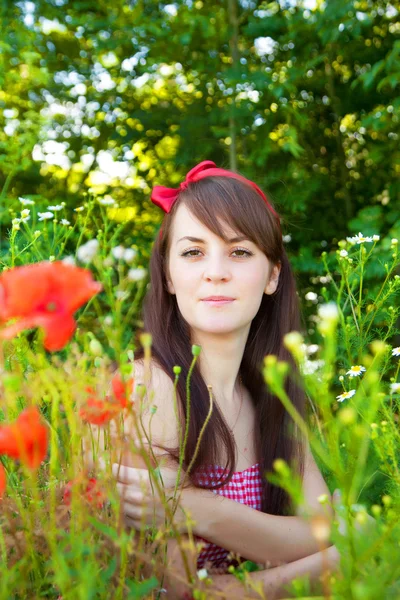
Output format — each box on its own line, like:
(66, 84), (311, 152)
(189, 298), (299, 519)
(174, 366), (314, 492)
(318, 302), (339, 322)
(197, 568), (208, 581)
(124, 248), (137, 263)
(128, 268), (147, 282)
(346, 365), (366, 378)
(391, 238), (398, 245)
(60, 219), (70, 225)
(20, 209), (30, 223)
(38, 211), (54, 221)
(390, 383), (400, 394)
(62, 256), (76, 266)
(282, 234), (291, 243)
(47, 204), (63, 211)
(74, 206), (85, 212)
(305, 291), (318, 302)
(372, 235), (380, 241)
(19, 197), (35, 205)
(76, 239), (99, 264)
(12, 218), (21, 230)
(98, 196), (117, 206)
(34, 230), (41, 238)
(346, 232), (373, 244)
(336, 389), (356, 402)
(339, 249), (348, 257)
(302, 359), (325, 375)
(392, 347), (400, 357)
(112, 245), (125, 260)
(306, 344), (319, 355)
(103, 315), (113, 326)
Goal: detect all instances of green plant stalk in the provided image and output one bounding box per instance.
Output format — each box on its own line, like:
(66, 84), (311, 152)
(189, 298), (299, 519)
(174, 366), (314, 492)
(171, 383), (214, 517)
(264, 371), (335, 473)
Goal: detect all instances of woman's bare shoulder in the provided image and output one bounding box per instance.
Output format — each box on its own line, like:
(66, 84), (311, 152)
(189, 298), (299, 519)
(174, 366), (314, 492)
(131, 358), (181, 448)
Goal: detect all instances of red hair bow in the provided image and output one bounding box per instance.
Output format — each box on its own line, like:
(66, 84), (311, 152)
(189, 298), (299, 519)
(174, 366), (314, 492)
(150, 160), (279, 220)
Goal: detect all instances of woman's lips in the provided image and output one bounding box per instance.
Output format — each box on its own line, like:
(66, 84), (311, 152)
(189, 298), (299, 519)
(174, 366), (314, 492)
(202, 299), (235, 306)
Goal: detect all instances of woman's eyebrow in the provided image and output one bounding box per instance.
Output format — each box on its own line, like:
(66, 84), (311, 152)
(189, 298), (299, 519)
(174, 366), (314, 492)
(177, 235), (249, 244)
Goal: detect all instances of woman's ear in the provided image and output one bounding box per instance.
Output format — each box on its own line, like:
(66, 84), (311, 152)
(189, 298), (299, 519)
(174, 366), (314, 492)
(166, 279), (175, 295)
(265, 262), (281, 295)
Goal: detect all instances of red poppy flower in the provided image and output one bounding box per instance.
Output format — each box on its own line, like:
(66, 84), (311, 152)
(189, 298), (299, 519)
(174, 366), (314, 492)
(0, 407), (48, 469)
(63, 476), (105, 508)
(79, 374), (134, 426)
(0, 463), (6, 498)
(0, 261), (102, 352)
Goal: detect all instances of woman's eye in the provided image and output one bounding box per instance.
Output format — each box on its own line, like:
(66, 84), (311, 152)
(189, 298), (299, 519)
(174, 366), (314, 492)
(181, 248), (253, 258)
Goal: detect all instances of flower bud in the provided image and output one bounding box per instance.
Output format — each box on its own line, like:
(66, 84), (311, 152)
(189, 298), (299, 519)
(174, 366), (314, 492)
(311, 514), (331, 543)
(140, 333), (152, 349)
(89, 338), (103, 357)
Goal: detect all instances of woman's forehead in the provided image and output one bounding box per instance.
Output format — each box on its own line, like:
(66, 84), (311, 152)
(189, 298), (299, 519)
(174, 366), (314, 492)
(171, 204), (240, 241)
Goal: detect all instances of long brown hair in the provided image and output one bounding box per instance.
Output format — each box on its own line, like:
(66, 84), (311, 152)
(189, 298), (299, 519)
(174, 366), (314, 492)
(134, 175), (306, 516)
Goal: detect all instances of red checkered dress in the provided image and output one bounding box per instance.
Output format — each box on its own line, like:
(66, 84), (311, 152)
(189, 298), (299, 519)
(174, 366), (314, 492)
(194, 462), (263, 572)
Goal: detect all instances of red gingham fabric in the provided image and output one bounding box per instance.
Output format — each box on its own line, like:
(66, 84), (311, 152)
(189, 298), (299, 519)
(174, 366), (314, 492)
(194, 463), (263, 572)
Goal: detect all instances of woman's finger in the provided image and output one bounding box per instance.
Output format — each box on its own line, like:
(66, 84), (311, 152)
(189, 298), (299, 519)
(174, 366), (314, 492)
(122, 501), (144, 520)
(112, 464), (150, 486)
(116, 482), (144, 504)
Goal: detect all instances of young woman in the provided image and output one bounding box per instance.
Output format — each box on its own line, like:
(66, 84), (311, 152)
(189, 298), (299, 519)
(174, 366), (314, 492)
(112, 161), (339, 598)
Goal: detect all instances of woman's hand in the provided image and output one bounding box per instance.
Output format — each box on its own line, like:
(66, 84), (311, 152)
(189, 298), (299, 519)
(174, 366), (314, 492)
(112, 464), (188, 532)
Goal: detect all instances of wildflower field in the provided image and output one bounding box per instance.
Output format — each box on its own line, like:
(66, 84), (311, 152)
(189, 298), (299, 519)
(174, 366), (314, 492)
(0, 196), (399, 599)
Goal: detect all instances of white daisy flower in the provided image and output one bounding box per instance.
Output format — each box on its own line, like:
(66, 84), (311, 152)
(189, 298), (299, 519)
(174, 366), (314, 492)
(98, 196), (117, 206)
(60, 219), (70, 225)
(47, 204), (63, 211)
(127, 268), (147, 282)
(38, 211), (54, 221)
(76, 239), (99, 264)
(390, 383), (400, 394)
(372, 235), (380, 241)
(305, 291), (318, 302)
(112, 245), (125, 260)
(318, 302), (339, 322)
(19, 197), (35, 205)
(12, 218), (21, 229)
(306, 344), (319, 355)
(336, 389), (356, 402)
(346, 232), (373, 244)
(20, 209), (31, 223)
(74, 206), (85, 212)
(282, 234), (291, 243)
(392, 347), (400, 357)
(339, 249), (348, 257)
(302, 359), (325, 375)
(346, 365), (366, 378)
(391, 238), (398, 245)
(124, 248), (137, 263)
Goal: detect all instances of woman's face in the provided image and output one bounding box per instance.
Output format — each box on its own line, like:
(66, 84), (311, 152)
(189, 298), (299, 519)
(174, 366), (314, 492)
(166, 204), (280, 338)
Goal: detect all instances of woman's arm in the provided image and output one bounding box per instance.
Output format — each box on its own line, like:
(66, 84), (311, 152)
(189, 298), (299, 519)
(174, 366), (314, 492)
(116, 455), (333, 567)
(162, 535), (340, 600)
(178, 446), (333, 566)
